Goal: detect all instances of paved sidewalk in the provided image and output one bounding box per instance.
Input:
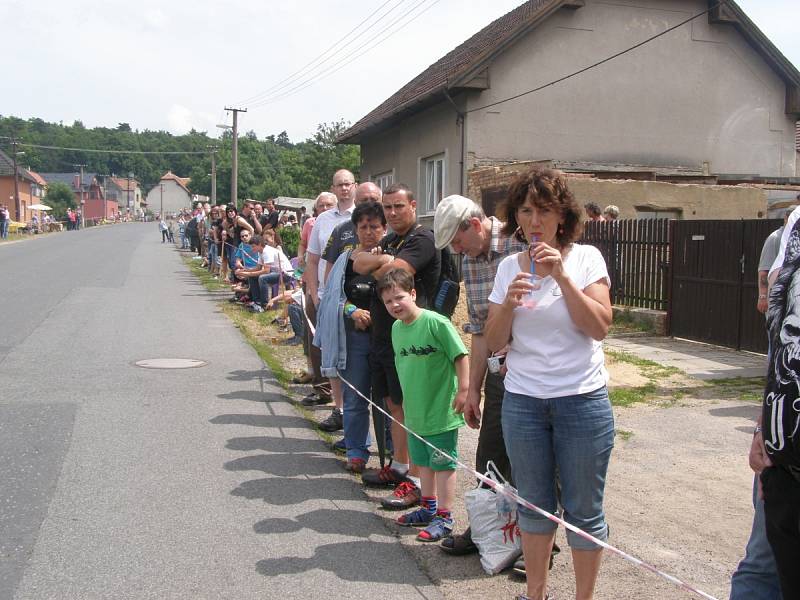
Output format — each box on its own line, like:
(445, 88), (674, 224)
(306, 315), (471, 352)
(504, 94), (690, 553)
(604, 335), (767, 380)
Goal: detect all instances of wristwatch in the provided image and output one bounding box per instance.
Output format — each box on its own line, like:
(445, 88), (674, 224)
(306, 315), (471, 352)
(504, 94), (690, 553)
(758, 294), (767, 299)
(754, 425), (762, 436)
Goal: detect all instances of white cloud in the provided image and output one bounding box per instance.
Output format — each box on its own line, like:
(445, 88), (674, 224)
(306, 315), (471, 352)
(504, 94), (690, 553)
(143, 8), (168, 31)
(167, 105), (216, 135)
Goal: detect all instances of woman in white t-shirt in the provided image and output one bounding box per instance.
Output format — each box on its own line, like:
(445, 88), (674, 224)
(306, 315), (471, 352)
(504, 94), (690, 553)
(486, 167), (613, 600)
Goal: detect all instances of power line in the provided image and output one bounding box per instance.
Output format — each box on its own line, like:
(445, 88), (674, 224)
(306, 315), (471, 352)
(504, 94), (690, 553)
(14, 143), (209, 155)
(249, 0), (442, 110)
(466, 0), (730, 114)
(235, 0), (404, 106)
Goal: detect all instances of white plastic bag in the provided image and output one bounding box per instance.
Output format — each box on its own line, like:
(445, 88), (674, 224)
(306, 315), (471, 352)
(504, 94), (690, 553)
(465, 462), (522, 575)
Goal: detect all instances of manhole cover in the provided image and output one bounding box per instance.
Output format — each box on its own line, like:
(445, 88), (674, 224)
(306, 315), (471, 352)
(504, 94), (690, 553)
(135, 358), (207, 369)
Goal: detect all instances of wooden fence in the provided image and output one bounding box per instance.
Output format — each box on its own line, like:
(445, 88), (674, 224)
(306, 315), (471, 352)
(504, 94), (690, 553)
(581, 219), (670, 311)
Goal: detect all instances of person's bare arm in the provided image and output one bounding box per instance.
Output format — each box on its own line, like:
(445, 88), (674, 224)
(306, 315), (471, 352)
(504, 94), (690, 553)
(454, 334), (489, 429)
(757, 269), (769, 313)
(353, 251), (393, 276)
(236, 216), (254, 233)
(305, 252), (320, 305)
(451, 354), (470, 417)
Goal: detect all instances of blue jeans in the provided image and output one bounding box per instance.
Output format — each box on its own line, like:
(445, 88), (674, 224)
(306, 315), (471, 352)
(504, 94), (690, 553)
(730, 477), (783, 599)
(257, 273), (293, 305)
(287, 304), (305, 339)
(502, 387), (614, 550)
(0, 220), (8, 239)
(341, 329), (372, 461)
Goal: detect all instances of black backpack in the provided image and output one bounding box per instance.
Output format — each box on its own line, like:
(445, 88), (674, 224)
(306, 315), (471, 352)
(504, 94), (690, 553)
(432, 246), (460, 318)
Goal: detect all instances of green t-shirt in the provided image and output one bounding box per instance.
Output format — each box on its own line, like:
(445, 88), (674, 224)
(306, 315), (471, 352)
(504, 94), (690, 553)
(391, 309), (467, 436)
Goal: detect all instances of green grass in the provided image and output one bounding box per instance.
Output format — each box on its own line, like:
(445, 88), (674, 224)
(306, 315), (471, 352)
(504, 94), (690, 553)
(609, 382), (657, 407)
(704, 376), (766, 403)
(609, 309), (655, 335)
(616, 429), (634, 441)
(182, 256), (228, 292)
(606, 349), (680, 378)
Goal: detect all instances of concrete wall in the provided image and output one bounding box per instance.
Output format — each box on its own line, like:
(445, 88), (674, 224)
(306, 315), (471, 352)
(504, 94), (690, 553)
(360, 100), (463, 218)
(467, 162), (768, 220)
(145, 181), (191, 216)
(464, 0), (796, 177)
(0, 177), (34, 222)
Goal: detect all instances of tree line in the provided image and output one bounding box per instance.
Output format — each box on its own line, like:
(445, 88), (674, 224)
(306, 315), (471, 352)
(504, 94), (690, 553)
(0, 115), (360, 204)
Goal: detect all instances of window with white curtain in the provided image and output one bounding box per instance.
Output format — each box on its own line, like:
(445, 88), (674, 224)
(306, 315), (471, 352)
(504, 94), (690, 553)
(423, 154), (445, 214)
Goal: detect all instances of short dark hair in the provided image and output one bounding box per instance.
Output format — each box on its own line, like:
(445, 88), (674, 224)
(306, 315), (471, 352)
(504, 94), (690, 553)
(584, 202), (601, 217)
(250, 234), (263, 247)
(351, 201), (386, 227)
(383, 183), (415, 202)
(376, 268), (414, 297)
(500, 167), (582, 246)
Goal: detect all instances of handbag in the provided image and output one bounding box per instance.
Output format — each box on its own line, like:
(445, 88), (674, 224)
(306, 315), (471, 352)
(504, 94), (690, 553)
(464, 461), (523, 575)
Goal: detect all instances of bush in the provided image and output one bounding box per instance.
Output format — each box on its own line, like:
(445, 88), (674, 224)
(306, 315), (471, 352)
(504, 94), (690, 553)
(279, 225), (300, 258)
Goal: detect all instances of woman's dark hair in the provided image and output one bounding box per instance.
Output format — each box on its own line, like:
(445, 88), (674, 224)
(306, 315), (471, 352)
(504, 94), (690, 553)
(351, 201), (386, 227)
(499, 166), (582, 247)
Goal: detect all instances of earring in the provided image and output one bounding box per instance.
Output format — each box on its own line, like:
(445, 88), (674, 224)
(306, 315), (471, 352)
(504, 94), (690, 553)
(558, 224), (564, 234)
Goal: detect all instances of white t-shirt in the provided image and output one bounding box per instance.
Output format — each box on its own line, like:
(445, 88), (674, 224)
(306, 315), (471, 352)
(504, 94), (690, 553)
(488, 244), (610, 399)
(307, 204), (354, 298)
(260, 245), (293, 274)
(770, 205), (800, 279)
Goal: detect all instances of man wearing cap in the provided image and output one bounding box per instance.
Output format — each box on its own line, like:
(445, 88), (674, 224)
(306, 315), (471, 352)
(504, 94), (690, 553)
(433, 195), (527, 556)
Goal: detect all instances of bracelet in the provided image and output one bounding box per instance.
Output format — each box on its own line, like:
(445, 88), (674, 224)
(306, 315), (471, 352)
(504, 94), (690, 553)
(754, 425), (762, 436)
(344, 303), (357, 317)
(758, 294), (767, 299)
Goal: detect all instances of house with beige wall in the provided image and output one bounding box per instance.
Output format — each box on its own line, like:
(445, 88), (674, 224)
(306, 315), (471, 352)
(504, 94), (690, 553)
(338, 0), (800, 221)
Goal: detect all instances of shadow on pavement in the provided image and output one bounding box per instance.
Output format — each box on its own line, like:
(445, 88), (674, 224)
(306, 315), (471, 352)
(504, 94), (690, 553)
(217, 389), (285, 403)
(231, 477), (362, 505)
(210, 413), (311, 428)
(253, 508), (378, 537)
(226, 435), (324, 453)
(708, 404), (760, 419)
(225, 453), (342, 477)
(254, 540), (436, 584)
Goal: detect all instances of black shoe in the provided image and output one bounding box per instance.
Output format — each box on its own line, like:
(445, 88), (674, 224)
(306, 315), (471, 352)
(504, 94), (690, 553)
(301, 393), (331, 407)
(512, 543), (561, 577)
(440, 527), (478, 555)
(318, 408), (343, 432)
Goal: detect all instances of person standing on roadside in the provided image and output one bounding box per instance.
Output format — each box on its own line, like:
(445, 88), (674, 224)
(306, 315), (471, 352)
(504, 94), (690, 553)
(0, 204), (8, 239)
(305, 171), (357, 433)
(353, 183), (440, 508)
(433, 195), (527, 556)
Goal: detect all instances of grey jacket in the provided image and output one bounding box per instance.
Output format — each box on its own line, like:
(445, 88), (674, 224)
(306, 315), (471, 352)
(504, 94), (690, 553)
(312, 250), (350, 377)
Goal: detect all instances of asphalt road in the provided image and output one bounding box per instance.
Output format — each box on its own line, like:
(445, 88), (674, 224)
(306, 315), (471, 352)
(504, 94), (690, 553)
(0, 224), (440, 600)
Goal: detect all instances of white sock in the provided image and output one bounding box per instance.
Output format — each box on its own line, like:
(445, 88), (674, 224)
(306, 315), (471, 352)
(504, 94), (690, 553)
(391, 462), (409, 475)
(407, 475), (421, 488)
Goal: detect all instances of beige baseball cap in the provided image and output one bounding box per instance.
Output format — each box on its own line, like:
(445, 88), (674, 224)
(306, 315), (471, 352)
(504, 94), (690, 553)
(434, 195), (478, 250)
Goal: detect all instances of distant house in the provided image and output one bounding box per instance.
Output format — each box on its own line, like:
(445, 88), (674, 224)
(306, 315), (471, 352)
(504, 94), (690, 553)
(39, 172), (117, 221)
(104, 176), (143, 214)
(0, 149), (46, 222)
(145, 171), (207, 216)
(338, 0), (800, 220)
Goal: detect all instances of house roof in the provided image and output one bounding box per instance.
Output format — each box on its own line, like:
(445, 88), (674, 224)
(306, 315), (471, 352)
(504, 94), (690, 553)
(108, 177), (139, 192)
(26, 170), (48, 187)
(39, 172), (98, 190)
(160, 171), (191, 193)
(337, 0), (800, 143)
(0, 149), (37, 182)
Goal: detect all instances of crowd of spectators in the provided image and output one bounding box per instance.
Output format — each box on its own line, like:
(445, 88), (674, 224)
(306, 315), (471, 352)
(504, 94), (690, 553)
(167, 168), (800, 600)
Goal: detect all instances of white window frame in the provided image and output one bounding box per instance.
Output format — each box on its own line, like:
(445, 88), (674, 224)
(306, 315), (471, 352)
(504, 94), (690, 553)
(371, 170), (394, 192)
(422, 153), (446, 215)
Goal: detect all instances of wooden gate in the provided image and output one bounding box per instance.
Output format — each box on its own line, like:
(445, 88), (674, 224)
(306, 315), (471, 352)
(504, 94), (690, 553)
(670, 219), (781, 354)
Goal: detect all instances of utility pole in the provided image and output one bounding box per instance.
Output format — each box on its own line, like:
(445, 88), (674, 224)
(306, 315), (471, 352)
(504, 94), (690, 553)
(224, 107), (246, 208)
(11, 138), (21, 222)
(208, 146), (218, 205)
(127, 173), (133, 217)
(160, 183), (164, 218)
(73, 163), (87, 228)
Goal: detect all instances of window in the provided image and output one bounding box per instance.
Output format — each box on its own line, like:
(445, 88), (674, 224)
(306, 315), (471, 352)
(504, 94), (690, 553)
(423, 154), (445, 214)
(372, 171), (394, 192)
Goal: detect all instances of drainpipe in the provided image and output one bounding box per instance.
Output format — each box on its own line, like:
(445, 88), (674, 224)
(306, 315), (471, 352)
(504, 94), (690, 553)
(443, 90), (466, 196)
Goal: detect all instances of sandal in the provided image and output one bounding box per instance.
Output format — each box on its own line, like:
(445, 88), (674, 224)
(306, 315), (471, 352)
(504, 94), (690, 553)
(396, 507), (434, 527)
(417, 515), (453, 542)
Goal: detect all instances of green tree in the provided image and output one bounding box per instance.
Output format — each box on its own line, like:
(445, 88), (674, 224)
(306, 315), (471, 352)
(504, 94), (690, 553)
(44, 181), (76, 219)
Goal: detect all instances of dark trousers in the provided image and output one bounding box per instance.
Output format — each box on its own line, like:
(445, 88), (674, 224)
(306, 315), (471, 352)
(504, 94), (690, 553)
(303, 291), (330, 398)
(476, 371), (513, 485)
(161, 230), (169, 242)
(189, 234), (201, 255)
(762, 465), (800, 598)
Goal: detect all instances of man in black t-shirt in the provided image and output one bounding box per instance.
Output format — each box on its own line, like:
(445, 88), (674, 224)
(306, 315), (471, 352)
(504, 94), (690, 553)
(757, 213), (800, 598)
(263, 198), (280, 231)
(353, 183), (440, 502)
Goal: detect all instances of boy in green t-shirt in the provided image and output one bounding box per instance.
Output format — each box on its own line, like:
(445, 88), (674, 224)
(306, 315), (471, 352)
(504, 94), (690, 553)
(377, 269), (469, 542)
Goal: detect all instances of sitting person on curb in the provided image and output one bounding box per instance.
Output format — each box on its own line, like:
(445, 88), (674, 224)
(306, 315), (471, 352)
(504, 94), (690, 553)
(266, 288), (305, 346)
(313, 201), (386, 473)
(235, 233), (294, 312)
(377, 268), (468, 542)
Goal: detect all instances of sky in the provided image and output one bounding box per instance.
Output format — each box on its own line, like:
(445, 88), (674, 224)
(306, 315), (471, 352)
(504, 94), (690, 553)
(2, 0), (798, 143)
